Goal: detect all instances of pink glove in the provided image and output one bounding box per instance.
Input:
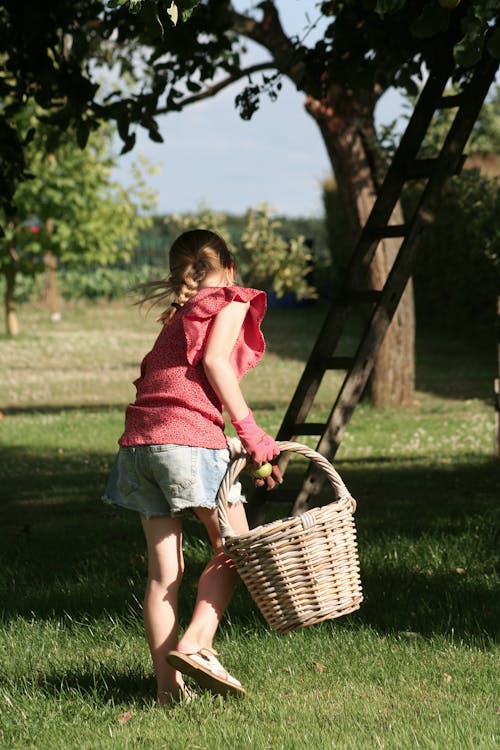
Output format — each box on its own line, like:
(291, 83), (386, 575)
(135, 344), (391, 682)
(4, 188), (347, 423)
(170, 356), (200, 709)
(231, 410), (280, 465)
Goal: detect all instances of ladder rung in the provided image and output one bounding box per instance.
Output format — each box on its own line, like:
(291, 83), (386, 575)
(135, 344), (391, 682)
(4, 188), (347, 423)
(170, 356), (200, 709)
(323, 356), (355, 370)
(369, 224), (408, 239)
(290, 423), (326, 436)
(258, 488), (297, 503)
(438, 93), (464, 109)
(406, 154), (467, 180)
(349, 290), (383, 304)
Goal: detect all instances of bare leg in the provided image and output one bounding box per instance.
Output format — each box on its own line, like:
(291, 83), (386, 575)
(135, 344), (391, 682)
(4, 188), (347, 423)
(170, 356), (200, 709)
(140, 513), (185, 705)
(176, 501), (249, 655)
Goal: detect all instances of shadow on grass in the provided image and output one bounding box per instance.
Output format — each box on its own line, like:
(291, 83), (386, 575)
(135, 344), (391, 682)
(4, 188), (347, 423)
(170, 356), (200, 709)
(34, 665), (156, 707)
(414, 322), (495, 402)
(2, 403), (122, 416)
(1, 445), (498, 643)
(263, 307), (494, 402)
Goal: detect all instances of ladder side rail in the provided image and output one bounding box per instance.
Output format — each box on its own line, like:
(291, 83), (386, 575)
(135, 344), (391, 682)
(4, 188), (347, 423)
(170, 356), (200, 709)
(291, 225), (429, 512)
(274, 53), (455, 449)
(495, 296), (500, 458)
(345, 52), (455, 285)
(291, 52), (499, 513)
(275, 303), (350, 441)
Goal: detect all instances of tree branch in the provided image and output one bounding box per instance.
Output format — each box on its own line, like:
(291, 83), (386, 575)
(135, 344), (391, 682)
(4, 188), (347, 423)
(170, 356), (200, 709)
(156, 61), (278, 114)
(153, 2), (310, 116)
(227, 2), (309, 89)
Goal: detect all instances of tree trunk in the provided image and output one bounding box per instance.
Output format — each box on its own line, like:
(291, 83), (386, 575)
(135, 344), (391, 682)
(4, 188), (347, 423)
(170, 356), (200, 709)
(4, 265), (19, 336)
(229, 1), (415, 405)
(44, 250), (62, 322)
(305, 85), (415, 406)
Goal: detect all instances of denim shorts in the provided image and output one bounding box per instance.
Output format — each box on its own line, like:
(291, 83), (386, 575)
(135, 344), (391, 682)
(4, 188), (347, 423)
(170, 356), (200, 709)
(102, 444), (244, 518)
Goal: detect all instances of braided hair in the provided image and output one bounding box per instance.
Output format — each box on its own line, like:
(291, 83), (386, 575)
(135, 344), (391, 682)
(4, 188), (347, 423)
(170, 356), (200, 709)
(136, 229), (235, 323)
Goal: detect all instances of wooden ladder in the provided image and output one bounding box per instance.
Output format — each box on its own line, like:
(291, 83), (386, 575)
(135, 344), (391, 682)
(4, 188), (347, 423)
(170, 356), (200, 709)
(248, 46), (499, 523)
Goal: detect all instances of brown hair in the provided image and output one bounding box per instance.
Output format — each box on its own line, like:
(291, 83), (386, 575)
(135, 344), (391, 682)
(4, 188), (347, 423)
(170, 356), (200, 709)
(136, 229), (235, 323)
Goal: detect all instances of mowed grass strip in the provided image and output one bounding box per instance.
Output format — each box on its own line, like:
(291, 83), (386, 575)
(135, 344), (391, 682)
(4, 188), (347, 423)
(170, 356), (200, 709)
(0, 302), (498, 749)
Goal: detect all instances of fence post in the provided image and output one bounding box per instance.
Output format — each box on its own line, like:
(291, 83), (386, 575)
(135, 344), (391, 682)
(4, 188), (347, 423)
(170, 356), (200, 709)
(43, 219), (62, 322)
(495, 296), (500, 458)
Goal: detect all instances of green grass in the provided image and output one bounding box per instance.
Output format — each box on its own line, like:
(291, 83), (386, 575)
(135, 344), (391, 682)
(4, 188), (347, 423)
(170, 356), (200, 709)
(0, 302), (498, 749)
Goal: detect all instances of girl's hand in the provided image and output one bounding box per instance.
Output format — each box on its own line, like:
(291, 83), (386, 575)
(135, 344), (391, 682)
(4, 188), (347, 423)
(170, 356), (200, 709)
(249, 461), (283, 490)
(231, 410), (280, 464)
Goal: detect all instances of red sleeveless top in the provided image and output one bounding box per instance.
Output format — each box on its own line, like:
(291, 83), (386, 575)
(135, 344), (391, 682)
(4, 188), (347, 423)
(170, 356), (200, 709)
(119, 285), (266, 449)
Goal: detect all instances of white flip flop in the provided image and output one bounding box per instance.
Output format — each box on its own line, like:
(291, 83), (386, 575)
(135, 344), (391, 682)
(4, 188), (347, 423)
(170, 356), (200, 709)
(166, 648), (247, 698)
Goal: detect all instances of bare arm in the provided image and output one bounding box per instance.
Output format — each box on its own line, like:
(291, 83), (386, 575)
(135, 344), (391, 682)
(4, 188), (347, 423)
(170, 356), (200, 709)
(203, 299), (282, 484)
(202, 300), (251, 422)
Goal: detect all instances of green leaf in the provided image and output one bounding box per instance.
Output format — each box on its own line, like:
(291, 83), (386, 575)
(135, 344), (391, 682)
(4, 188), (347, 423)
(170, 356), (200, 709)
(186, 80), (202, 93)
(166, 2), (179, 26)
(486, 27), (500, 59)
(22, 127), (36, 147)
(141, 1), (165, 39)
(375, 0), (405, 16)
(411, 3), (450, 39)
(179, 0), (200, 23)
(148, 128), (163, 143)
(155, 9), (164, 37)
(76, 120), (91, 149)
(120, 133), (136, 154)
(454, 34), (484, 67)
(117, 116), (129, 141)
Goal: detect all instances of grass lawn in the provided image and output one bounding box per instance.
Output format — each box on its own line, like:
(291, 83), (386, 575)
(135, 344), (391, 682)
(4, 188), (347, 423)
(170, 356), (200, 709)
(0, 301), (498, 749)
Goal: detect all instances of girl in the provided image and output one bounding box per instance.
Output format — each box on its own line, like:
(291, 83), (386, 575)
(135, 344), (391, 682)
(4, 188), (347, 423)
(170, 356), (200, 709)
(103, 229), (281, 704)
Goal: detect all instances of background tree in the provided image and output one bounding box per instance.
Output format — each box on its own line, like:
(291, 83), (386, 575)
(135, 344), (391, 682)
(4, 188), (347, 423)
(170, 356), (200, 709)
(116, 0), (498, 405)
(0, 109), (156, 335)
(1, 0), (498, 400)
(324, 83), (500, 330)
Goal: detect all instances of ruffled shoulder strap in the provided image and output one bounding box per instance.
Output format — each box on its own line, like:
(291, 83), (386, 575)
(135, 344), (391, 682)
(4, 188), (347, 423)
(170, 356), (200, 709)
(181, 286), (266, 378)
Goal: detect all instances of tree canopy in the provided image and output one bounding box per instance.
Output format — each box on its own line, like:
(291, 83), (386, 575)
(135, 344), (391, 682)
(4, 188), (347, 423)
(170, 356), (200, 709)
(1, 0), (498, 223)
(2, 0), (498, 399)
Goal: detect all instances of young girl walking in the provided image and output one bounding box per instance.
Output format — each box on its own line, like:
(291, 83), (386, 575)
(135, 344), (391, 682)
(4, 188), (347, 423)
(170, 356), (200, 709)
(103, 229), (281, 704)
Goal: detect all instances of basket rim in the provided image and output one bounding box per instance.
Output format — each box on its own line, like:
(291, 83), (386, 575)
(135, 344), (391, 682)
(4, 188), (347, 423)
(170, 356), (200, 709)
(217, 440), (356, 541)
(223, 494), (356, 547)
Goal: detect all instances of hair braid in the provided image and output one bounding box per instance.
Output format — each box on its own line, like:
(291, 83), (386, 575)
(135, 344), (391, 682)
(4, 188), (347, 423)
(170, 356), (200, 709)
(134, 229), (234, 324)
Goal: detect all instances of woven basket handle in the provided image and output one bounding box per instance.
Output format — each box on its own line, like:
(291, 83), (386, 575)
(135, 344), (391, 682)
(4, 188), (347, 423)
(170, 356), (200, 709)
(217, 440), (354, 540)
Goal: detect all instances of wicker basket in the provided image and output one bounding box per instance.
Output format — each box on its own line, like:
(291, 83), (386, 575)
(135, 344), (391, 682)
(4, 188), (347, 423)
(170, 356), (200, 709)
(217, 440), (363, 633)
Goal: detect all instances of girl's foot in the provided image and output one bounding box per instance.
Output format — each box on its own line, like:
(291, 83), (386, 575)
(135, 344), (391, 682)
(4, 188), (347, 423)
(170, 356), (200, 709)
(157, 684), (195, 707)
(166, 648), (246, 698)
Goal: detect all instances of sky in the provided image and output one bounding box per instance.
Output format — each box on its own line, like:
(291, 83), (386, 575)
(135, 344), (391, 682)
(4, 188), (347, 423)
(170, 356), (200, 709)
(113, 2), (406, 218)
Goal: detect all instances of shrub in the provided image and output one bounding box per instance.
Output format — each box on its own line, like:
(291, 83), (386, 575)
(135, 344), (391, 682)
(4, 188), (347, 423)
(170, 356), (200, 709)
(0, 265), (158, 304)
(322, 170), (500, 326)
(3, 208), (328, 305)
(57, 265), (157, 301)
(403, 169), (500, 326)
(164, 204), (317, 300)
(238, 206), (316, 300)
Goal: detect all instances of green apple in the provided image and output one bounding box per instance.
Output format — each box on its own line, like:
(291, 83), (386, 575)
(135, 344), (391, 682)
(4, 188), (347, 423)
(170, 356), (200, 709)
(438, 0), (460, 8)
(250, 462), (273, 479)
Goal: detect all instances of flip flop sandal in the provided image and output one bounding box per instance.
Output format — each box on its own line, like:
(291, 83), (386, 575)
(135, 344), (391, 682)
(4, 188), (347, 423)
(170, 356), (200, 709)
(166, 648), (247, 698)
